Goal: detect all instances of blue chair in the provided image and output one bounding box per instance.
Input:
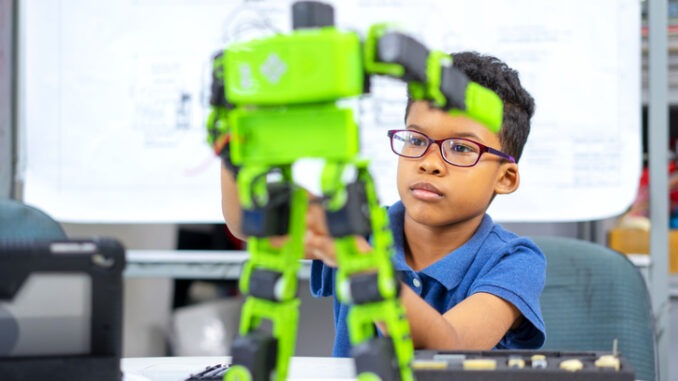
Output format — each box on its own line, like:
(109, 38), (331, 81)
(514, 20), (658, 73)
(0, 198), (67, 240)
(532, 236), (657, 381)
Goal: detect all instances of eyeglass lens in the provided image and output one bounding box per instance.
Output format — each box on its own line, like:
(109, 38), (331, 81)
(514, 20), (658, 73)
(390, 130), (481, 167)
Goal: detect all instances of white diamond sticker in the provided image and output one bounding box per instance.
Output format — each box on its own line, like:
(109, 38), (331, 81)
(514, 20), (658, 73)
(260, 53), (287, 84)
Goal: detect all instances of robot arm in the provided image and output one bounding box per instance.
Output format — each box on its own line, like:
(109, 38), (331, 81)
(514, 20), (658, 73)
(365, 24), (503, 133)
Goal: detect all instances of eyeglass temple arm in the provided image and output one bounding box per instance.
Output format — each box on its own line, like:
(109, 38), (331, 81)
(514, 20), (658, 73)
(364, 24), (503, 134)
(487, 146), (516, 163)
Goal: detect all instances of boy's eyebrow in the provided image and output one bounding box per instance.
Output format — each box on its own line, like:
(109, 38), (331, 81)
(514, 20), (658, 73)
(452, 131), (483, 140)
(406, 124), (483, 141)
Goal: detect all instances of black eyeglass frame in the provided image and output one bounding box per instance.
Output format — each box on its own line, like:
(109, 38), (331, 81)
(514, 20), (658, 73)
(387, 129), (516, 167)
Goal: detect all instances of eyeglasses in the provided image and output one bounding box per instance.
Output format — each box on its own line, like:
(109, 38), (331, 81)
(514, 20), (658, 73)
(387, 129), (515, 167)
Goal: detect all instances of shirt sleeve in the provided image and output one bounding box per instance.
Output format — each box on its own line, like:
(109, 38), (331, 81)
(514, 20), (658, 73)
(470, 238), (547, 349)
(310, 259), (335, 297)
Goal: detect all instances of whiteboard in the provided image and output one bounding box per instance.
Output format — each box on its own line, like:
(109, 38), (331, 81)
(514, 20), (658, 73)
(19, 0), (641, 223)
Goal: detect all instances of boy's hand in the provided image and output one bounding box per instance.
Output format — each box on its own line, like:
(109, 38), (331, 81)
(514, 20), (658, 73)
(304, 199), (372, 267)
(305, 201), (337, 266)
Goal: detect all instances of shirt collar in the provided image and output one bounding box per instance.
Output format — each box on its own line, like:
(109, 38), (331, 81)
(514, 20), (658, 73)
(388, 201), (495, 290)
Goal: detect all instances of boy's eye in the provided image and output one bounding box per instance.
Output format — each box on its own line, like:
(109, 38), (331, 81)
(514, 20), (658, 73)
(408, 135), (427, 147)
(449, 141), (477, 153)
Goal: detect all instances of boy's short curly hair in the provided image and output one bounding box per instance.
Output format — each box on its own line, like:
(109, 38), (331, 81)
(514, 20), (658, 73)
(404, 51), (535, 162)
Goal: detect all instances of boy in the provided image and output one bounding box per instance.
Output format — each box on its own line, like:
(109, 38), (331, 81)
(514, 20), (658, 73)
(220, 51), (546, 357)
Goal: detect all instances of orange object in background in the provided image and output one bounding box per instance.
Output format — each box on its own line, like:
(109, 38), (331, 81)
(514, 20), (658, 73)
(608, 228), (678, 273)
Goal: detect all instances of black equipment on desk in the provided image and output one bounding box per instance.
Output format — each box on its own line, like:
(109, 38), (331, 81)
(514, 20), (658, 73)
(186, 363), (231, 380)
(0, 238), (126, 381)
(191, 349), (635, 381)
(413, 349), (635, 381)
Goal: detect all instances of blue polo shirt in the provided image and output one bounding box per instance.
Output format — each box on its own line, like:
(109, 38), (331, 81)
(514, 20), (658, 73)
(310, 201), (546, 357)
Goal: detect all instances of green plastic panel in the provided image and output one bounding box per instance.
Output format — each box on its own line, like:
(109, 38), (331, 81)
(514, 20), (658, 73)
(229, 105), (359, 165)
(225, 28), (364, 105)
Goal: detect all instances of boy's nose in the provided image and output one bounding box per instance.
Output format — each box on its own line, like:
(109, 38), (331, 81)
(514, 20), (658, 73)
(417, 143), (446, 174)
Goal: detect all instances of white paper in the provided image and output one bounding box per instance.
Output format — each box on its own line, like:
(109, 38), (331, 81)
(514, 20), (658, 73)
(19, 0), (640, 223)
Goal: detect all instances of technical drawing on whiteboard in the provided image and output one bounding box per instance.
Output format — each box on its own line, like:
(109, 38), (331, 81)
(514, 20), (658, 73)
(19, 0), (641, 223)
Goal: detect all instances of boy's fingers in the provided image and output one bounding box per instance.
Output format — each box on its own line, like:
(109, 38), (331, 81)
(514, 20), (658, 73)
(306, 202), (329, 234)
(355, 236), (372, 253)
(305, 230), (338, 267)
(305, 231), (335, 255)
(268, 235), (288, 248)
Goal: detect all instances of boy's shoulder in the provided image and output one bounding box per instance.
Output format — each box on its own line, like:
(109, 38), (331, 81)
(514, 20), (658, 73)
(473, 215), (544, 258)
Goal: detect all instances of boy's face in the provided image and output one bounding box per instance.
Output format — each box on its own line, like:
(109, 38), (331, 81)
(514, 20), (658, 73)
(397, 101), (519, 228)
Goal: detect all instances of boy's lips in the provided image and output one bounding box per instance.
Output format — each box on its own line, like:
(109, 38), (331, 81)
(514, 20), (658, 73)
(410, 182), (444, 201)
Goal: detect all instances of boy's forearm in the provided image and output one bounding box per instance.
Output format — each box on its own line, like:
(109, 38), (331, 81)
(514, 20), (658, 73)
(399, 285), (464, 350)
(220, 164), (246, 240)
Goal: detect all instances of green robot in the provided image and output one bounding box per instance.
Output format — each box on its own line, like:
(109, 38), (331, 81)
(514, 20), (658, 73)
(206, 2), (503, 380)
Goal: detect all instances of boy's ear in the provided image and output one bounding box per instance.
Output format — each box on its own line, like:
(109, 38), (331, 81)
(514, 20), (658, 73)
(495, 163), (520, 194)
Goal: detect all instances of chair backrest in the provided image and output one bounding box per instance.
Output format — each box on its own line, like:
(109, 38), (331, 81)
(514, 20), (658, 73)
(0, 198), (67, 240)
(532, 236), (657, 381)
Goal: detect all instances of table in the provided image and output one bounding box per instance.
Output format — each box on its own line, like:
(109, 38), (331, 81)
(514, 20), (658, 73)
(124, 250), (313, 280)
(122, 356), (355, 381)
